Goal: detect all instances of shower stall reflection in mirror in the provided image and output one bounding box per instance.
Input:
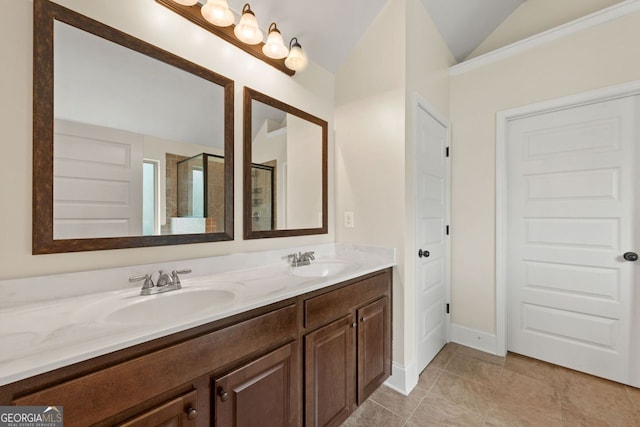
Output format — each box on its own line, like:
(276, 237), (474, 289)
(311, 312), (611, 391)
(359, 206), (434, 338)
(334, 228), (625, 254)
(172, 153), (275, 234)
(251, 163), (276, 231)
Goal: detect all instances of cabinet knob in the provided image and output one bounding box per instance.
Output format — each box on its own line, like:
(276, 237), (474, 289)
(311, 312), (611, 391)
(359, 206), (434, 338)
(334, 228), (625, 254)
(186, 408), (198, 420)
(218, 388), (229, 402)
(361, 316), (366, 322)
(351, 322), (357, 328)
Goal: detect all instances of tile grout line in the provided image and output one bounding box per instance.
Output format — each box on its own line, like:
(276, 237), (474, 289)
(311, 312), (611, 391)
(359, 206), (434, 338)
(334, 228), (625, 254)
(365, 399), (408, 425)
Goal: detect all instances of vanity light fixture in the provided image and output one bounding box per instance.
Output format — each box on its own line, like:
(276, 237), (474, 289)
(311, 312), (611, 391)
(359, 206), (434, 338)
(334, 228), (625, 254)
(284, 37), (308, 71)
(234, 3), (263, 45)
(262, 23), (289, 59)
(201, 0), (235, 27)
(157, 0), (303, 76)
(170, 0), (198, 5)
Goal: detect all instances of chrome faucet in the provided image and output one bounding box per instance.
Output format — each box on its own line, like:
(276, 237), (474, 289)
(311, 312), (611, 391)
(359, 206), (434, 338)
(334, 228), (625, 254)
(288, 251), (315, 267)
(129, 269), (192, 295)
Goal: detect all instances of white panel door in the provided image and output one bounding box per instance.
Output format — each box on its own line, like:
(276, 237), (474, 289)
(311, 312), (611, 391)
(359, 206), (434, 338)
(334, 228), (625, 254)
(415, 104), (449, 373)
(54, 119), (144, 239)
(507, 96), (638, 384)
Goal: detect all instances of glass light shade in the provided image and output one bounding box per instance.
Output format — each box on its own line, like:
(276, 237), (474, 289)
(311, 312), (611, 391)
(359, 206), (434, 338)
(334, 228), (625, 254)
(201, 0), (235, 27)
(284, 42), (308, 71)
(170, 0), (198, 5)
(262, 24), (289, 59)
(234, 5), (263, 45)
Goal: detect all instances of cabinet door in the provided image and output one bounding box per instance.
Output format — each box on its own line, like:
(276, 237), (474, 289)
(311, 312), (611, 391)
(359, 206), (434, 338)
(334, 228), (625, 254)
(214, 343), (295, 427)
(119, 390), (198, 427)
(305, 314), (356, 427)
(357, 297), (391, 404)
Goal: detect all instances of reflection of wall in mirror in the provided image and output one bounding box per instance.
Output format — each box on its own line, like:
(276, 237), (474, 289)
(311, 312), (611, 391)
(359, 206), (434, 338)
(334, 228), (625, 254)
(252, 118), (287, 229)
(286, 114), (323, 229)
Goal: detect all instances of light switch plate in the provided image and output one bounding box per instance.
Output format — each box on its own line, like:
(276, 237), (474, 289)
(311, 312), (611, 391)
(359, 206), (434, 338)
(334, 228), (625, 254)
(344, 211), (354, 228)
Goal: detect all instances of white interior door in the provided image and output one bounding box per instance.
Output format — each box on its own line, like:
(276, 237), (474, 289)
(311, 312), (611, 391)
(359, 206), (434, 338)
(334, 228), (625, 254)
(507, 96), (639, 385)
(54, 119), (144, 239)
(415, 103), (450, 373)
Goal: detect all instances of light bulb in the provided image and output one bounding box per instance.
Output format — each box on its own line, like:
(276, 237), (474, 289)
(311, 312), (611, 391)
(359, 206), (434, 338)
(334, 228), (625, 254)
(234, 4), (263, 45)
(284, 38), (308, 71)
(262, 23), (289, 59)
(170, 0), (198, 5)
(201, 0), (235, 27)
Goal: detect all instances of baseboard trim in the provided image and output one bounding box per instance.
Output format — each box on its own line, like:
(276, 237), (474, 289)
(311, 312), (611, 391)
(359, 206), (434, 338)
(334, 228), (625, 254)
(450, 323), (499, 355)
(384, 361), (418, 396)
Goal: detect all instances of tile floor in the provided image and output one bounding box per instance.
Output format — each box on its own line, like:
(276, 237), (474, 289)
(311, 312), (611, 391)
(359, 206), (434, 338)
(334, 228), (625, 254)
(342, 343), (640, 426)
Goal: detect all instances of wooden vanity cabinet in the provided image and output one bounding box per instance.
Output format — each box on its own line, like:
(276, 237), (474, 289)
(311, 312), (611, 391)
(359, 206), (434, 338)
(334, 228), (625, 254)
(214, 342), (297, 427)
(304, 314), (356, 427)
(120, 390), (199, 427)
(1, 268), (392, 427)
(8, 304), (298, 427)
(303, 271), (392, 427)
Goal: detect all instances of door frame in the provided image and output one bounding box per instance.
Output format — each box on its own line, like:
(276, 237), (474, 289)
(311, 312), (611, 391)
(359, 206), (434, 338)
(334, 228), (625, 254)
(495, 80), (640, 357)
(413, 94), (451, 376)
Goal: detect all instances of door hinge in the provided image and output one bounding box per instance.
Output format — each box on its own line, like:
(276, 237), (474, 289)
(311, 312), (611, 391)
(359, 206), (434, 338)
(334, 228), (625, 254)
(446, 146), (450, 157)
(446, 303), (450, 314)
(446, 225), (450, 235)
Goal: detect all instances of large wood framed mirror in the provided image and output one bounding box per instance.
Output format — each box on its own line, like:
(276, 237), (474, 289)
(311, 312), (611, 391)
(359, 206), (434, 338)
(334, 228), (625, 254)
(33, 0), (234, 254)
(243, 87), (328, 239)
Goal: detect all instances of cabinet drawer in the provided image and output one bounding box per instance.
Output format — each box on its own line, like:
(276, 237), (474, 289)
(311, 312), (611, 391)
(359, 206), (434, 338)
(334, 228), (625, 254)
(120, 390), (198, 426)
(14, 304), (297, 426)
(304, 272), (390, 330)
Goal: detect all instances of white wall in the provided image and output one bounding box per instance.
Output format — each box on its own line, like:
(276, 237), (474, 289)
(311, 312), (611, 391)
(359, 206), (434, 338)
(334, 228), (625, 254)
(450, 9), (640, 333)
(336, 0), (407, 364)
(335, 0), (453, 373)
(467, 0), (623, 59)
(0, 0), (334, 280)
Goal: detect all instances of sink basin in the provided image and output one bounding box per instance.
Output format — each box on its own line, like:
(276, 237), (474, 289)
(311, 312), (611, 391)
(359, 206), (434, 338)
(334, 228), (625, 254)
(289, 261), (351, 278)
(104, 288), (236, 324)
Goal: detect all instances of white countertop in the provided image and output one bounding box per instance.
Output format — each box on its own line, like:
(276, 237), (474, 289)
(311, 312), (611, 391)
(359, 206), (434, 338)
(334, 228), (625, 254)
(0, 244), (395, 387)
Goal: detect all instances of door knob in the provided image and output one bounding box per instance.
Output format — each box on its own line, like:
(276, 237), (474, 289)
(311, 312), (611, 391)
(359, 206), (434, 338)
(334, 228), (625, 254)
(623, 252), (638, 262)
(418, 249), (430, 258)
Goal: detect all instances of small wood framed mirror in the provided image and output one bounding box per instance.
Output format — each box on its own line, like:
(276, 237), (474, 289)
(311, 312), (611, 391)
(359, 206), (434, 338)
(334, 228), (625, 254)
(243, 87), (328, 239)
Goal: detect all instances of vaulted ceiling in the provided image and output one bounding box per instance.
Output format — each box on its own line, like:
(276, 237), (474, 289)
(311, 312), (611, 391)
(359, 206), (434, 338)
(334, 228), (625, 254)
(225, 0), (527, 72)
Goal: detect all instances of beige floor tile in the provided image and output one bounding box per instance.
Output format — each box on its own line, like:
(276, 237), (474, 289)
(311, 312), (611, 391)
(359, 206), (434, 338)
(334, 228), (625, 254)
(344, 344), (640, 426)
(430, 371), (493, 415)
(484, 402), (562, 427)
(627, 385), (640, 409)
(428, 343), (459, 370)
(369, 384), (427, 419)
(340, 400), (405, 427)
(405, 393), (483, 427)
(504, 352), (564, 390)
(491, 369), (562, 421)
(560, 368), (636, 425)
(445, 352), (502, 385)
(561, 401), (638, 427)
(457, 346), (506, 366)
(416, 365), (442, 391)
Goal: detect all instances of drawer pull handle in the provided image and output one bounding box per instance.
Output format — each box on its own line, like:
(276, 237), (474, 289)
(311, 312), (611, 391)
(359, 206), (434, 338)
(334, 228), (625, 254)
(186, 408), (198, 420)
(218, 389), (229, 402)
